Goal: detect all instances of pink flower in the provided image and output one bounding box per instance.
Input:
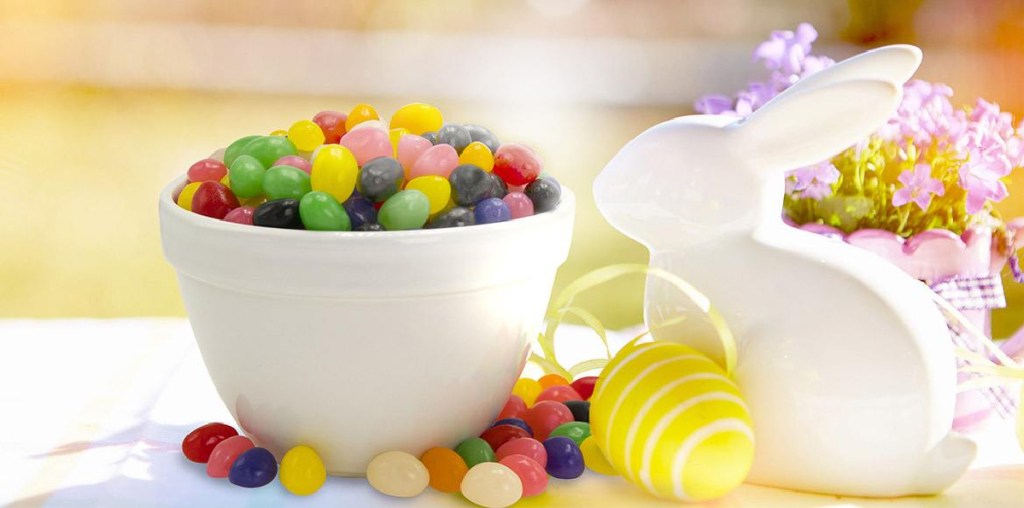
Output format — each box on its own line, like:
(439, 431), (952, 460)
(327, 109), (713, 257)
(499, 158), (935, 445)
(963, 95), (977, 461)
(893, 163), (945, 210)
(787, 161), (840, 200)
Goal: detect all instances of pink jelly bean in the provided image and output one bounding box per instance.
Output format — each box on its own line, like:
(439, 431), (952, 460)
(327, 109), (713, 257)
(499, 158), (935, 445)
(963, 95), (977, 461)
(410, 144), (459, 179)
(206, 435), (254, 478)
(273, 155), (312, 174)
(187, 158), (228, 183)
(499, 454), (548, 497)
(496, 438), (547, 468)
(502, 192), (534, 219)
(223, 206), (255, 225)
(340, 128), (392, 166)
(397, 135), (432, 175)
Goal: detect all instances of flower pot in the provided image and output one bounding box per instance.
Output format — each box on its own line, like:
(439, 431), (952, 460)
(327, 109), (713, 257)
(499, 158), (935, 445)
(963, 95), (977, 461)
(159, 177), (575, 475)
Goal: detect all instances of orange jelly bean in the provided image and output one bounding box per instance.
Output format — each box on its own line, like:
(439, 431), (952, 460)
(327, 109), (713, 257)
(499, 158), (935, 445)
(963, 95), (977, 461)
(538, 373), (570, 389)
(420, 447), (468, 493)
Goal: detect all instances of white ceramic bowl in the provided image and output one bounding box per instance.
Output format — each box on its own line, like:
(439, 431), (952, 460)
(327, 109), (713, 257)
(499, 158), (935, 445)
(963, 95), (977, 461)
(159, 178), (575, 475)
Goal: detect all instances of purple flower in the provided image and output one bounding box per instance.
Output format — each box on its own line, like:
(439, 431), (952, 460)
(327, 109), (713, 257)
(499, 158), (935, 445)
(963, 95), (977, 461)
(754, 23), (819, 76)
(694, 94), (734, 115)
(786, 161), (840, 200)
(893, 163), (945, 210)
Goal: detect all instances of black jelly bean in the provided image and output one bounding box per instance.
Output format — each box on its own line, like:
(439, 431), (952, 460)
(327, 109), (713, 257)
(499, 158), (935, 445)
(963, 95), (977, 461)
(253, 199), (304, 229)
(525, 177), (561, 213)
(427, 207), (475, 229)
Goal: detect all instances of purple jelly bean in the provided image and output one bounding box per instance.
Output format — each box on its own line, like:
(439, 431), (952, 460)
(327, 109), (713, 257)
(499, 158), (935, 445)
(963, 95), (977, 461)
(543, 436), (584, 479)
(228, 447), (278, 488)
(474, 197), (510, 224)
(493, 418), (533, 436)
(343, 193), (378, 229)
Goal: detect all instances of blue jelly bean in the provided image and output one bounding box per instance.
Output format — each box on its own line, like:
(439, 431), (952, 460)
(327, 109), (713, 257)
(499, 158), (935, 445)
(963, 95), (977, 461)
(543, 436), (584, 479)
(493, 418), (533, 436)
(229, 447), (278, 488)
(474, 197), (511, 224)
(343, 193), (378, 229)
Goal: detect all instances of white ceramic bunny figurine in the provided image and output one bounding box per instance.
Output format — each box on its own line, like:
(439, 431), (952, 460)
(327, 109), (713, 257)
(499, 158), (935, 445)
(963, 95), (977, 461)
(594, 45), (976, 497)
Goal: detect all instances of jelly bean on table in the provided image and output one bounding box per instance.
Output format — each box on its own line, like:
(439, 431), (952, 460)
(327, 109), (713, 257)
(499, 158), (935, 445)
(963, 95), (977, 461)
(229, 447), (278, 488)
(538, 373), (570, 389)
(366, 451), (429, 498)
(460, 462), (523, 508)
(570, 376), (599, 400)
(420, 447), (468, 494)
(535, 385), (583, 404)
(207, 435), (254, 478)
(455, 437), (496, 469)
(182, 422), (238, 463)
(279, 445), (327, 496)
(563, 399), (591, 423)
(549, 421), (591, 446)
(525, 400), (574, 441)
(496, 437), (547, 468)
(480, 424), (531, 451)
(543, 436), (585, 480)
(497, 395), (528, 421)
(512, 378), (543, 407)
(498, 454), (548, 497)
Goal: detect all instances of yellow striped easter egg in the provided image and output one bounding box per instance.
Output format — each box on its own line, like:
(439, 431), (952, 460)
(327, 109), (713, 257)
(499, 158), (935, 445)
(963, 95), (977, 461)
(589, 341), (754, 502)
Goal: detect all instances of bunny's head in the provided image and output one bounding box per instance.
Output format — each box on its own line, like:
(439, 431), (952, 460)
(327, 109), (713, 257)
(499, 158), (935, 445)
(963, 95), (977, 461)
(594, 45), (922, 248)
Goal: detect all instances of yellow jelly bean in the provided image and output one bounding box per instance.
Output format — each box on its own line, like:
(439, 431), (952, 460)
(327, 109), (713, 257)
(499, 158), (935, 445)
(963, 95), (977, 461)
(580, 436), (617, 476)
(458, 142), (494, 172)
(177, 182), (202, 211)
(512, 378), (543, 407)
(405, 176), (451, 215)
(219, 174), (231, 188)
(389, 127), (410, 156)
(390, 103), (444, 136)
(279, 445), (327, 496)
(288, 119), (326, 152)
(311, 144), (359, 203)
(345, 103), (380, 132)
(270, 129), (288, 136)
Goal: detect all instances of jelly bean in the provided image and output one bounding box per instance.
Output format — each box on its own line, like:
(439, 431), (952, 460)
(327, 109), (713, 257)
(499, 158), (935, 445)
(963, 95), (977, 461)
(311, 144), (359, 203)
(459, 142), (494, 172)
(410, 144), (459, 179)
(465, 124), (501, 154)
(570, 376), (598, 401)
(192, 181), (240, 219)
(313, 110), (348, 144)
(449, 164), (493, 206)
(351, 119), (389, 133)
(502, 192), (534, 219)
(496, 395), (527, 421)
(579, 436), (617, 476)
(287, 119), (325, 152)
(389, 127), (409, 156)
(224, 134), (260, 167)
(563, 399), (590, 423)
(273, 155), (312, 174)
(378, 190), (430, 230)
(229, 447), (278, 488)
(420, 447), (468, 493)
(188, 158), (228, 183)
(182, 422), (238, 463)
(355, 222), (385, 231)
(543, 436), (584, 479)
(279, 445), (327, 496)
(524, 400), (574, 441)
(538, 373), (570, 389)
(390, 103), (444, 135)
(228, 155), (266, 199)
(263, 165), (312, 200)
(525, 177), (562, 213)
(488, 172), (508, 199)
(405, 176), (451, 215)
(496, 438), (547, 468)
(421, 131), (438, 145)
(299, 191), (351, 231)
(426, 206), (474, 229)
(493, 143), (542, 186)
(340, 128), (392, 167)
(474, 197), (510, 224)
(206, 435), (254, 478)
(343, 193), (378, 229)
(512, 378), (543, 407)
(397, 134), (432, 175)
(253, 199), (303, 229)
(240, 135), (299, 169)
(549, 421), (591, 446)
(493, 418), (532, 436)
(455, 437), (496, 468)
(176, 182), (202, 211)
(270, 129), (288, 137)
(366, 451), (429, 498)
(345, 103), (380, 132)
(223, 206), (255, 226)
(498, 455), (547, 498)
(219, 174), (231, 188)
(357, 157), (405, 202)
(436, 124), (472, 154)
(460, 462), (523, 508)
(480, 425), (531, 452)
(535, 385), (582, 404)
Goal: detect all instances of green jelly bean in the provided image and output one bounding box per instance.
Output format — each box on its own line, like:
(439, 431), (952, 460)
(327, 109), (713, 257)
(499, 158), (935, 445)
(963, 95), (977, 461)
(549, 422), (590, 446)
(241, 136), (298, 168)
(224, 135), (260, 167)
(378, 190), (429, 231)
(229, 155), (266, 198)
(455, 437), (495, 469)
(263, 165), (312, 200)
(299, 191), (351, 231)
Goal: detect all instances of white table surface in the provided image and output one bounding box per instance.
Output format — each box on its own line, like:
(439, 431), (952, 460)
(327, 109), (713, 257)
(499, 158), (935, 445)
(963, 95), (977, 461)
(3, 319), (1024, 507)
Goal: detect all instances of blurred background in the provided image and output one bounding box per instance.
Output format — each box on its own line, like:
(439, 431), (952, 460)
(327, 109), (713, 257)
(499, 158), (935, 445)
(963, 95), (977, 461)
(4, 0), (1024, 334)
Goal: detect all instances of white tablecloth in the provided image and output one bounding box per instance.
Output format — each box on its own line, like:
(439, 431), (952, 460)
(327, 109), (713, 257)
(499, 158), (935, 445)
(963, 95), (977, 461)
(2, 319), (1023, 507)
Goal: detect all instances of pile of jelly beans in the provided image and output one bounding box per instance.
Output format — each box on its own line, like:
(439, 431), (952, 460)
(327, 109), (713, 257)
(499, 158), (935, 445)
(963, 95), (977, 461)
(175, 103), (563, 231)
(182, 373), (611, 506)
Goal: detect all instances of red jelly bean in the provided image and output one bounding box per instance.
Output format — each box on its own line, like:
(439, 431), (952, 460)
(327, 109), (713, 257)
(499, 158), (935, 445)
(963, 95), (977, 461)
(223, 206), (255, 225)
(313, 110), (348, 144)
(496, 437), (547, 468)
(499, 454), (548, 497)
(492, 143), (542, 186)
(570, 376), (599, 401)
(535, 385), (582, 404)
(523, 401), (574, 441)
(191, 181), (240, 219)
(182, 422), (238, 463)
(480, 424), (530, 452)
(497, 395), (528, 421)
(188, 158), (228, 183)
(207, 435), (254, 478)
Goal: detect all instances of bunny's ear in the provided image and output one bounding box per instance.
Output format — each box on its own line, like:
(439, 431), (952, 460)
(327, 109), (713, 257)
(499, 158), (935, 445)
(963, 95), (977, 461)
(772, 44), (921, 102)
(731, 79), (901, 172)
